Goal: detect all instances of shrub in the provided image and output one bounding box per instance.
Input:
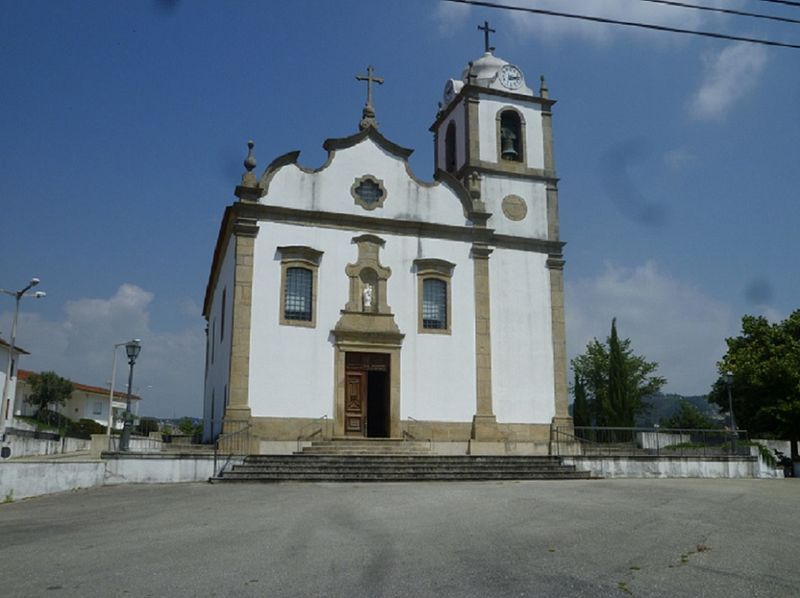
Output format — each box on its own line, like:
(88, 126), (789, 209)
(136, 417), (160, 436)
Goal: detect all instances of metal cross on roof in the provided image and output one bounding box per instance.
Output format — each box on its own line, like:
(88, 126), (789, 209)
(478, 20), (496, 53)
(356, 65), (384, 110)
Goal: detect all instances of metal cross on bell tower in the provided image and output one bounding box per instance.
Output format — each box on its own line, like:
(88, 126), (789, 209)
(478, 20), (496, 53)
(356, 65), (384, 130)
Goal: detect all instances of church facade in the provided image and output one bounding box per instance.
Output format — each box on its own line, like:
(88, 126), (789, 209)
(202, 44), (571, 454)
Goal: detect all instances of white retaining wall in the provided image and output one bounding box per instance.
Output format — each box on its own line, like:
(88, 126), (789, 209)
(4, 434), (90, 458)
(563, 456), (783, 479)
(0, 462), (106, 501)
(0, 455), (223, 501)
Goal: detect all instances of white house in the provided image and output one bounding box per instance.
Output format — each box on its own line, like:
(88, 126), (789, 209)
(16, 369), (140, 430)
(1, 338), (29, 430)
(202, 44), (572, 454)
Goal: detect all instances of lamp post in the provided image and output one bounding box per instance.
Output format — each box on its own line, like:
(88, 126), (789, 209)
(722, 371), (737, 454)
(118, 339), (141, 451)
(0, 277), (46, 441)
(107, 339), (140, 449)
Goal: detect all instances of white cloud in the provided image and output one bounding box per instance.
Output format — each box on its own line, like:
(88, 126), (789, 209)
(689, 43), (768, 121)
(503, 0), (715, 45)
(434, 0), (740, 47)
(1, 284), (204, 418)
(566, 261), (736, 396)
(435, 1), (472, 37)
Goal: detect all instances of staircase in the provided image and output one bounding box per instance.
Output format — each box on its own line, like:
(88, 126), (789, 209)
(210, 439), (592, 482)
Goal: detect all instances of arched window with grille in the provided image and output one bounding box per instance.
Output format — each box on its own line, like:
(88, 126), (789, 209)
(415, 258), (455, 335)
(284, 267), (312, 321)
(422, 278), (447, 330)
(278, 246), (324, 328)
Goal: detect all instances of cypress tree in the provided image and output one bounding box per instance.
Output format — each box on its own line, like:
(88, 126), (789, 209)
(572, 371), (591, 427)
(606, 318), (630, 427)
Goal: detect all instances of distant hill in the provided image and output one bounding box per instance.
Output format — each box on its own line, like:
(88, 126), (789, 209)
(636, 393), (722, 427)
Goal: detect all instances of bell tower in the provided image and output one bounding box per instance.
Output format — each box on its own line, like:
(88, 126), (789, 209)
(429, 24), (571, 442)
(430, 29), (556, 190)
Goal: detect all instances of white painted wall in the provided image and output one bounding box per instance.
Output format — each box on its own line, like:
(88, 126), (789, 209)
(477, 95), (544, 170)
(562, 456), (774, 479)
(489, 249), (555, 424)
(481, 176), (548, 238)
(249, 222), (477, 423)
(203, 234), (235, 441)
(0, 461), (106, 501)
(263, 138), (470, 227)
(0, 347), (18, 423)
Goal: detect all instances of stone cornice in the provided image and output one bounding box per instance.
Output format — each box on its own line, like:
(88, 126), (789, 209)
(429, 84), (556, 132)
(204, 202), (564, 318)
(322, 125), (413, 160)
(455, 161), (558, 184)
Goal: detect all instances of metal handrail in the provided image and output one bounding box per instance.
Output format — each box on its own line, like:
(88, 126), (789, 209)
(404, 416), (433, 445)
(551, 426), (749, 457)
(296, 414), (328, 453)
(213, 421), (252, 478)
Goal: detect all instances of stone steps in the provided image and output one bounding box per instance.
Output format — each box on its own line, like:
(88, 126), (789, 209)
(297, 440), (435, 455)
(212, 453), (592, 483)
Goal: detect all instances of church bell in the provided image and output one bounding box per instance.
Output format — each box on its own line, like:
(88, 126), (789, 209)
(500, 127), (518, 160)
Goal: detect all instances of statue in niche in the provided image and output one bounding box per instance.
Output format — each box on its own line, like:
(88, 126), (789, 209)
(362, 283), (374, 311)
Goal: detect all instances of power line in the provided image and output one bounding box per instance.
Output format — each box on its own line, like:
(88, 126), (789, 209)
(756, 0), (800, 8)
(638, 0), (800, 25)
(441, 0), (800, 49)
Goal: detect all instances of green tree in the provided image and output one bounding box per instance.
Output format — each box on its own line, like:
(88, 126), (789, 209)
(571, 318), (666, 427)
(136, 417), (160, 436)
(661, 400), (721, 430)
(710, 311), (800, 460)
(25, 371), (74, 424)
(178, 417), (195, 435)
(572, 370), (591, 427)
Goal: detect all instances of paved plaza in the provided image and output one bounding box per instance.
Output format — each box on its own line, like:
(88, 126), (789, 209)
(0, 479), (798, 597)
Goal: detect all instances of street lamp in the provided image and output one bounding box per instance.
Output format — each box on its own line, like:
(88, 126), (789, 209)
(722, 371), (737, 454)
(0, 277), (46, 441)
(107, 339), (141, 449)
(118, 339), (141, 451)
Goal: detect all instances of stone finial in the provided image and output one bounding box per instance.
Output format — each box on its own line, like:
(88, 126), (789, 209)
(467, 169), (482, 200)
(241, 140), (258, 188)
(356, 65), (384, 131)
(539, 75), (549, 99)
(235, 140), (262, 201)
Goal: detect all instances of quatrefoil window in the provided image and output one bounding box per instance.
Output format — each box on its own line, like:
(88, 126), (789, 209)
(351, 175), (387, 211)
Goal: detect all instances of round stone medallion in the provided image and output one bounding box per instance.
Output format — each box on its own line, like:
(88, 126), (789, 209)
(501, 195), (528, 221)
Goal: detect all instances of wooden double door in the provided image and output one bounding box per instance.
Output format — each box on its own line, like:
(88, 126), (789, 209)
(345, 352), (390, 438)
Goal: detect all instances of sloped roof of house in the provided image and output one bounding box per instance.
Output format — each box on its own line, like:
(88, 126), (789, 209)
(0, 338), (30, 355)
(17, 369), (141, 401)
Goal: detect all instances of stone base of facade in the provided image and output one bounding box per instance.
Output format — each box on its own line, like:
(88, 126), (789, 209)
(237, 415), (555, 455)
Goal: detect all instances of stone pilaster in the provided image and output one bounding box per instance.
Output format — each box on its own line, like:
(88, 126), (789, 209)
(465, 95), (481, 170)
(546, 255), (571, 429)
(471, 243), (497, 440)
(225, 216), (258, 426)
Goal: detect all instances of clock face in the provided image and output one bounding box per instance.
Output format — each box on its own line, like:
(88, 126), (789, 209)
(499, 65), (523, 90)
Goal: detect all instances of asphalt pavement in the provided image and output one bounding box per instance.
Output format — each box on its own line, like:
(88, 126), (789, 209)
(0, 479), (797, 597)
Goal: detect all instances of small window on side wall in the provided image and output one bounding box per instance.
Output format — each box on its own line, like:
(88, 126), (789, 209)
(415, 258), (455, 335)
(278, 246), (324, 328)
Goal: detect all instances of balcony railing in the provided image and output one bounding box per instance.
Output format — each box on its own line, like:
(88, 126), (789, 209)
(552, 426), (750, 457)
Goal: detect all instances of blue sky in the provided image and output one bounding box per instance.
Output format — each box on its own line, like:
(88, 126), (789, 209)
(1, 1), (798, 418)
